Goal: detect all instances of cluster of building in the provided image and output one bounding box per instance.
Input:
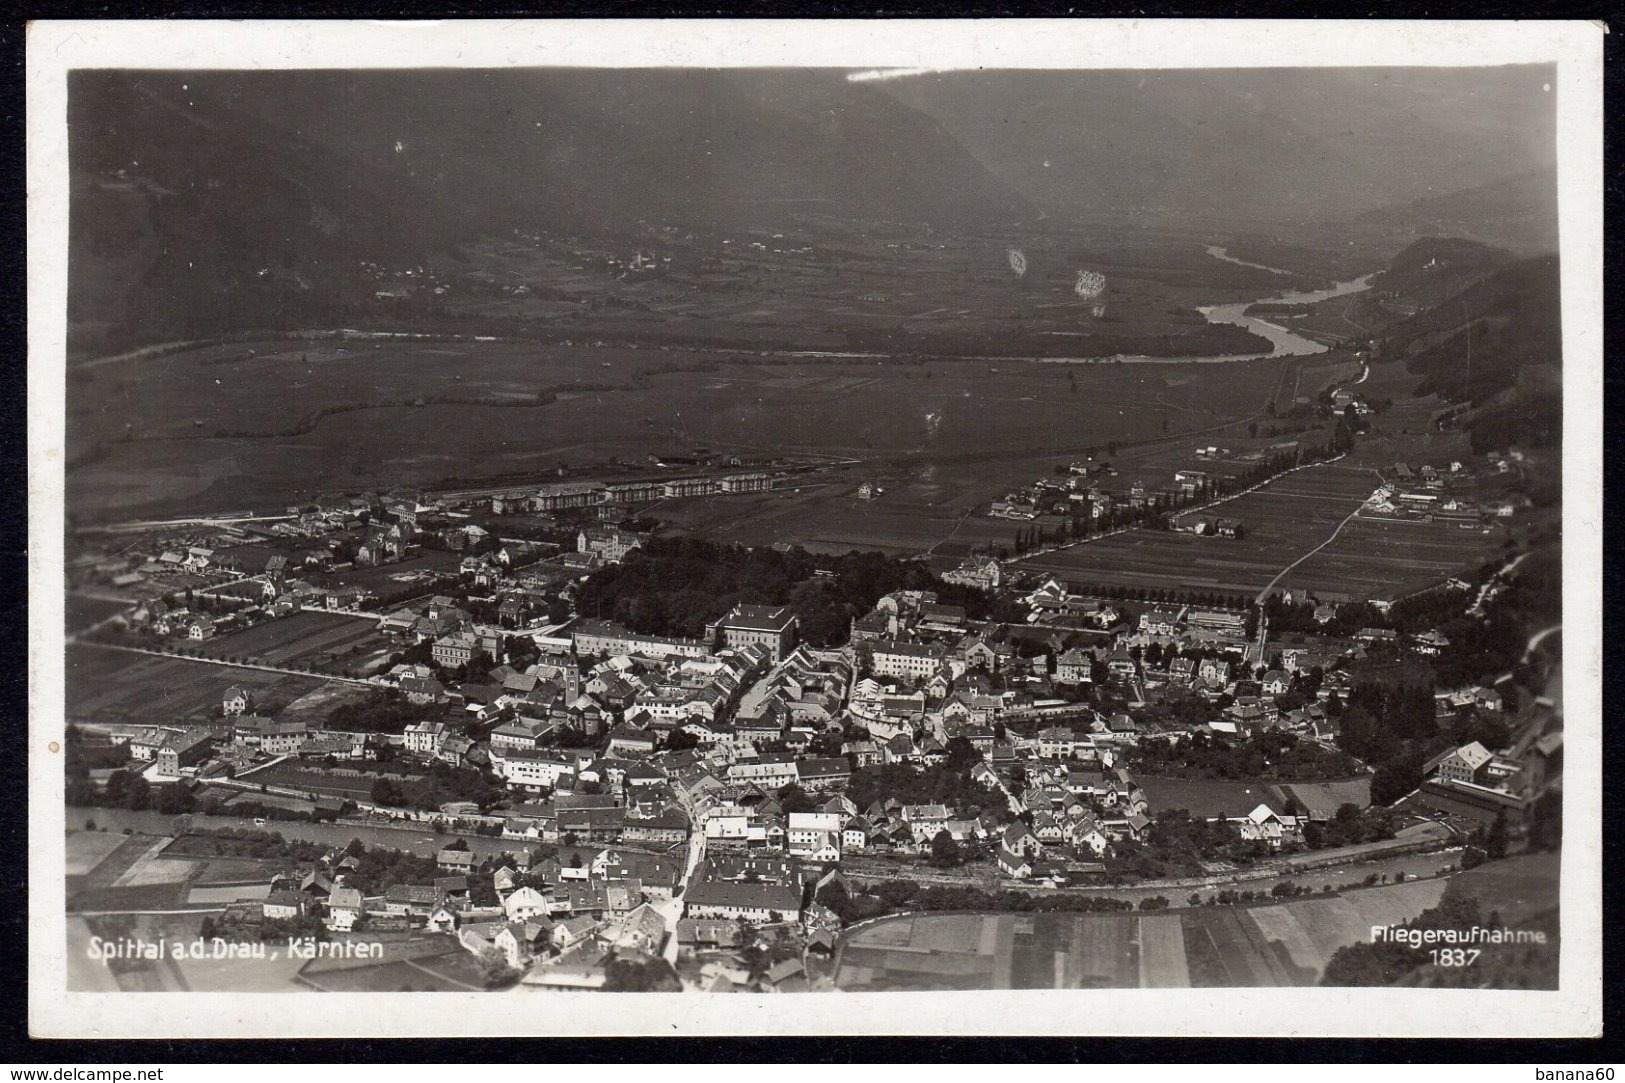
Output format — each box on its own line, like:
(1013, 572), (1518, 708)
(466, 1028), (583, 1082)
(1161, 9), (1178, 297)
(986, 450), (1278, 530)
(986, 460), (1129, 522)
(1362, 458), (1530, 524)
(1418, 695), (1563, 828)
(500, 472), (776, 516)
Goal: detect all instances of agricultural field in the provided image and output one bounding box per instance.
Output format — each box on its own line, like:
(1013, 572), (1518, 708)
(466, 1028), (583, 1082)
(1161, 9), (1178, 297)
(65, 829), (129, 876)
(1015, 445), (1502, 601)
(1007, 349), (1504, 600)
(272, 682), (378, 728)
(1135, 777), (1348, 820)
(295, 939), (484, 992)
(1446, 849), (1560, 924)
(190, 610), (387, 675)
(69, 911), (315, 992)
(1282, 514), (1506, 600)
(445, 222), (1302, 351)
(66, 643), (344, 723)
(64, 830), (251, 914)
(1272, 779), (1374, 819)
(1246, 291), (1390, 347)
(1014, 462), (1381, 597)
(833, 878), (1455, 991)
(660, 470), (1038, 557)
(1288, 356), (1364, 404)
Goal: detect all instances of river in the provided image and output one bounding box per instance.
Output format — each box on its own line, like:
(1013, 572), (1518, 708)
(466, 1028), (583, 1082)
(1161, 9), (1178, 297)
(1195, 271), (1377, 360)
(1031, 255), (1376, 366)
(1204, 245), (1292, 276)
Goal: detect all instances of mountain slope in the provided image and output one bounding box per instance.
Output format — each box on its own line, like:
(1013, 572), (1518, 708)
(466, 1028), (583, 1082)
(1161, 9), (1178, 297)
(1379, 253), (1560, 402)
(878, 67), (1557, 225)
(1353, 167), (1559, 254)
(1367, 247), (1561, 453)
(1368, 237), (1514, 314)
(68, 69), (1033, 348)
(1371, 250), (1561, 455)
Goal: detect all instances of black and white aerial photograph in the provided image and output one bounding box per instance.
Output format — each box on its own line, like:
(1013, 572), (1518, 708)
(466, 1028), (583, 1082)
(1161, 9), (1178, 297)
(27, 19), (1603, 1038)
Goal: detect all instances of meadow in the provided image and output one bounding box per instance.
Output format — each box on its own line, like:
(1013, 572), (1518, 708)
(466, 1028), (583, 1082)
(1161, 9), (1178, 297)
(68, 346), (1285, 524)
(191, 610), (387, 675)
(66, 643), (345, 723)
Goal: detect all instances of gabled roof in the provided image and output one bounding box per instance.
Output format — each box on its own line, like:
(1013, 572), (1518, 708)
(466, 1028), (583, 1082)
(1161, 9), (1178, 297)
(1001, 822), (1038, 847)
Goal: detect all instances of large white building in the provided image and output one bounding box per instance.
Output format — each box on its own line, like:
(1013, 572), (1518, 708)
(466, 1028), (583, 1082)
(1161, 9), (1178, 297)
(706, 604), (798, 662)
(571, 620), (709, 661)
(869, 640), (946, 680)
(786, 812), (845, 856)
(493, 747), (593, 790)
(725, 760), (799, 789)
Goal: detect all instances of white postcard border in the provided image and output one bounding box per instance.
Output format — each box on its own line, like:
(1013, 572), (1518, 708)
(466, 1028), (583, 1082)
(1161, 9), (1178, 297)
(26, 17), (1605, 1039)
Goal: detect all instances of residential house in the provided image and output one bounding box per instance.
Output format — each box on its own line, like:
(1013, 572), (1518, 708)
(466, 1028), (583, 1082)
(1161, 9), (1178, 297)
(997, 846), (1034, 879)
(325, 887), (365, 932)
(1000, 822), (1044, 860)
(796, 757), (851, 792)
(437, 847), (477, 875)
(503, 886), (550, 923)
(1236, 804), (1302, 850)
(1433, 741), (1495, 786)
(1055, 648), (1093, 685)
(1139, 610), (1182, 637)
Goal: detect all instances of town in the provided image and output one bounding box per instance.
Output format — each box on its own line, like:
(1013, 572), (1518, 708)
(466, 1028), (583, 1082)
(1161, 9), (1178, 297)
(63, 435), (1561, 993)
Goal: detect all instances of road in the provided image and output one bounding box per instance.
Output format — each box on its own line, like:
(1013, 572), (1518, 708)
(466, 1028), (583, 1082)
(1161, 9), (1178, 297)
(839, 841), (1464, 904)
(68, 639), (377, 686)
(69, 806), (530, 861)
(1468, 549), (1531, 617)
(75, 514), (295, 536)
(1524, 623), (1562, 660)
(1254, 502), (1365, 604)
